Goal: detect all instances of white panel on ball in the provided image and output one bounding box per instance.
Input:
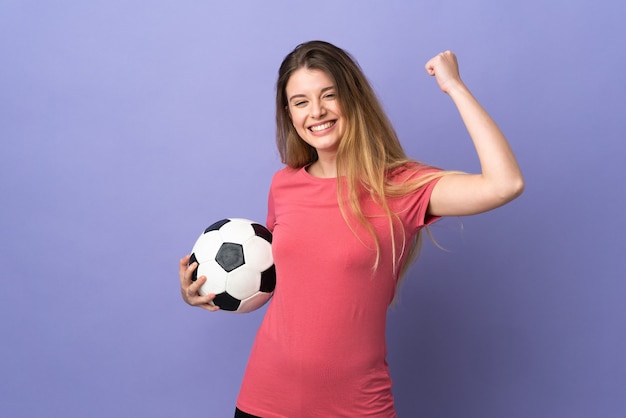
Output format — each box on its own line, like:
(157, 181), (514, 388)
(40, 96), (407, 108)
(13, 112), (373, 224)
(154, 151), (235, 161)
(242, 236), (273, 270)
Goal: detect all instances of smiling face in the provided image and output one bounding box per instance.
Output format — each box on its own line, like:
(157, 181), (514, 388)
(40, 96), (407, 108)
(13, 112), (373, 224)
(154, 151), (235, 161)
(285, 67), (345, 160)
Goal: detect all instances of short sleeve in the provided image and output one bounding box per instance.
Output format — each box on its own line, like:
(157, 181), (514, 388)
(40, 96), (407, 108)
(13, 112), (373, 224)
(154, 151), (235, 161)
(415, 175), (442, 228)
(390, 163), (443, 231)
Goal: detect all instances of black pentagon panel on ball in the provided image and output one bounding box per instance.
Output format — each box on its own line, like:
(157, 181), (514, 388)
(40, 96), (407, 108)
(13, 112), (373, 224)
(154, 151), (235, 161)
(251, 223), (273, 243)
(213, 292), (241, 311)
(215, 242), (245, 272)
(189, 253), (199, 282)
(204, 218), (230, 233)
(259, 265), (277, 293)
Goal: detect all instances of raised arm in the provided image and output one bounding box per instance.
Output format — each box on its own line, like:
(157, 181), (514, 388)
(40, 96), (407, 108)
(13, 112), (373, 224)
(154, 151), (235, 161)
(425, 51), (524, 217)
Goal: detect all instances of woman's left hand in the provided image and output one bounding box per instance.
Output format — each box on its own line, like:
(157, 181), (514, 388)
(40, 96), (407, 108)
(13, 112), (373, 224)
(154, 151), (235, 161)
(425, 51), (463, 94)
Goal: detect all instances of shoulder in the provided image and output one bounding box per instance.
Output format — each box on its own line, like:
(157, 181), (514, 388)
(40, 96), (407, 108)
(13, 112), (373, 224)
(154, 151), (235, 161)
(271, 166), (300, 184)
(269, 166), (304, 192)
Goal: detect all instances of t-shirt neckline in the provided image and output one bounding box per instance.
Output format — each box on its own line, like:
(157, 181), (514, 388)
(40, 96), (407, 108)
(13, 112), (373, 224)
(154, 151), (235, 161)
(299, 165), (338, 183)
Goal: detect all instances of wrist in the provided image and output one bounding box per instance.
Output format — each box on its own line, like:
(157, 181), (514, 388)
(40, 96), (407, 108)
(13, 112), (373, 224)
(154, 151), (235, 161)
(443, 79), (468, 96)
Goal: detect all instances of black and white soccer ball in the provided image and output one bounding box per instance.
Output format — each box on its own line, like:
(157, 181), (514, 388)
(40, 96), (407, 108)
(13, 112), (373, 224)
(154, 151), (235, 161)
(189, 218), (276, 313)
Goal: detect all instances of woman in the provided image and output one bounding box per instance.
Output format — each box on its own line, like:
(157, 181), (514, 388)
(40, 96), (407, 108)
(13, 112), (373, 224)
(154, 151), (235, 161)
(179, 40), (524, 417)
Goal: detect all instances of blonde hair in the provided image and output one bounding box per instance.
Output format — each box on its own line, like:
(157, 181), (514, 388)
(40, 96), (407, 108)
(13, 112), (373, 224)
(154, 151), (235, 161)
(276, 41), (453, 284)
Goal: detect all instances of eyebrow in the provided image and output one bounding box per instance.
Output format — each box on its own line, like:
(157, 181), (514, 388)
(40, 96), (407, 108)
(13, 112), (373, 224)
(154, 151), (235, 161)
(288, 86), (335, 103)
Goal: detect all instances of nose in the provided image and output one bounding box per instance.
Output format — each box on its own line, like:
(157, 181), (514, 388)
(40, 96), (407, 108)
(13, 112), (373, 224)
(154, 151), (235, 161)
(310, 100), (326, 119)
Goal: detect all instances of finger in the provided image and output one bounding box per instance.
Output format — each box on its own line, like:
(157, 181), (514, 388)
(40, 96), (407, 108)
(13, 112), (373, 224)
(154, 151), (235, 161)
(187, 274), (206, 296)
(181, 261), (198, 286)
(425, 51), (455, 69)
(179, 255), (191, 281)
(179, 255), (220, 312)
(424, 58), (436, 75)
(196, 294), (221, 312)
(180, 262), (203, 303)
(197, 303), (220, 312)
(187, 290), (221, 312)
(425, 53), (443, 76)
(183, 275), (204, 304)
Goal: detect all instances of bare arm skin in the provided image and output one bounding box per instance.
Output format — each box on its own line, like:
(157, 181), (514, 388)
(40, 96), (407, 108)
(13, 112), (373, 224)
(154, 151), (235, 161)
(425, 51), (524, 217)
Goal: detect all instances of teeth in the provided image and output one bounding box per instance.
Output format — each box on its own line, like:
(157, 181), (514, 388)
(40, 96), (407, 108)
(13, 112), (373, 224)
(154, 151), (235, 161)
(310, 121), (334, 132)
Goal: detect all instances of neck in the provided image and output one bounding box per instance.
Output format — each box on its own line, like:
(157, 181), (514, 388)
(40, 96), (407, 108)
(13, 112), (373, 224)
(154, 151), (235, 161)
(307, 156), (337, 178)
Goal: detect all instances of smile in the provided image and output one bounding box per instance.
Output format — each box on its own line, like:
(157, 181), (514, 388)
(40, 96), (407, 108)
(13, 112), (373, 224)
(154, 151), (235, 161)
(309, 121), (335, 132)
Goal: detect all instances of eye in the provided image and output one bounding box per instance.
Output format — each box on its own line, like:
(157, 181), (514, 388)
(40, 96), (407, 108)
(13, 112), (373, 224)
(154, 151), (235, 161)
(323, 93), (336, 100)
(292, 100), (307, 107)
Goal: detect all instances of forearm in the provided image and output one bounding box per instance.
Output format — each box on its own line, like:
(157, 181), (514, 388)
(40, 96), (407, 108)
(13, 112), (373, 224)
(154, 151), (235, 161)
(447, 81), (524, 199)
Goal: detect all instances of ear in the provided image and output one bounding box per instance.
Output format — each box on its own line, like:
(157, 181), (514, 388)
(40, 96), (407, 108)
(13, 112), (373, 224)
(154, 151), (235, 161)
(285, 105), (292, 120)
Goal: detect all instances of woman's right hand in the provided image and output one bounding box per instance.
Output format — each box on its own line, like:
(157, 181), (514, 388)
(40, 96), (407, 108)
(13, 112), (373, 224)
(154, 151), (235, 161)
(179, 254), (220, 312)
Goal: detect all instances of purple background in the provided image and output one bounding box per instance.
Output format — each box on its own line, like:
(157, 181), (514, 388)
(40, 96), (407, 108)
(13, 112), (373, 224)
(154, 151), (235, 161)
(1, 1), (625, 417)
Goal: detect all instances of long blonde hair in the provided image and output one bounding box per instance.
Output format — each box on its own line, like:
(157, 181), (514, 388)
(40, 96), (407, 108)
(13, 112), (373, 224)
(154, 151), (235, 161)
(276, 41), (452, 284)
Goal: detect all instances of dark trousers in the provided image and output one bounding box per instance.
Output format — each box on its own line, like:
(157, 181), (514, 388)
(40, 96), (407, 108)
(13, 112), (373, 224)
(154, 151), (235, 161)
(234, 407), (261, 418)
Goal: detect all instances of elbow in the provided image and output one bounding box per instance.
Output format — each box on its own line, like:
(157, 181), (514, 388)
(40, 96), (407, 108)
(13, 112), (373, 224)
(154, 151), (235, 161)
(498, 174), (525, 204)
(512, 174), (525, 198)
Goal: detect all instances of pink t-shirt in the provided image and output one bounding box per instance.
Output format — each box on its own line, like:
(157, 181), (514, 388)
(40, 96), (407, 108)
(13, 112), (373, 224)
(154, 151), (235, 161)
(236, 164), (441, 417)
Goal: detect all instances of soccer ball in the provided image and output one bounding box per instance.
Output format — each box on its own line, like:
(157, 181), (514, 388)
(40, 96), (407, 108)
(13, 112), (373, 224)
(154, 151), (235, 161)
(189, 218), (276, 313)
